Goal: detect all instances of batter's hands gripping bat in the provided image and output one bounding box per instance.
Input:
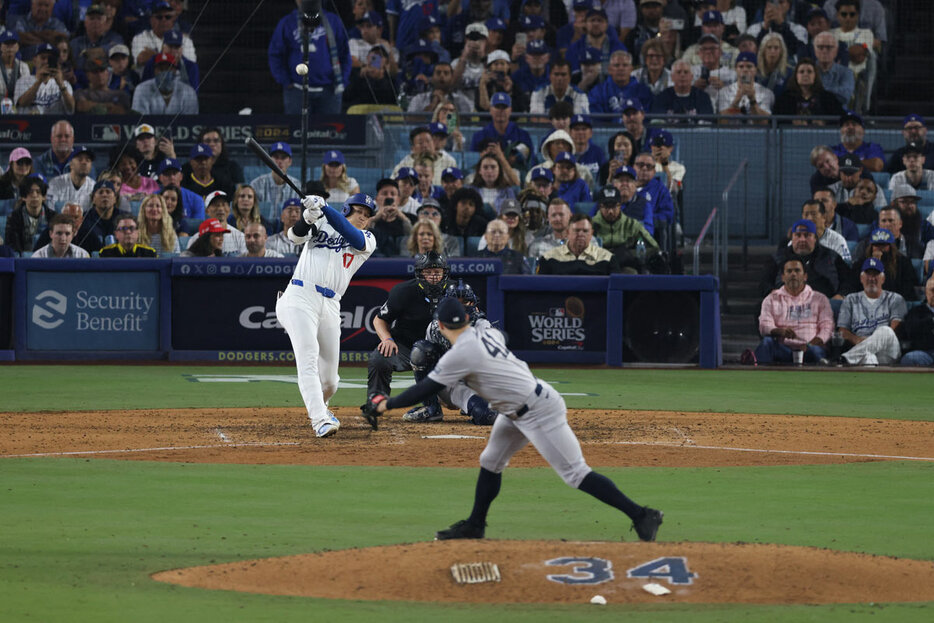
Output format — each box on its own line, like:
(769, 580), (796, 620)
(244, 136), (304, 196)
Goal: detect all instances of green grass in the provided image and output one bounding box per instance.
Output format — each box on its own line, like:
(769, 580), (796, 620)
(1, 365), (933, 621)
(2, 366), (933, 420)
(1, 459), (932, 622)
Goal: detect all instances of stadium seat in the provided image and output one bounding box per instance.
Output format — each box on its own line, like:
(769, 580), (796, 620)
(883, 188), (892, 204)
(911, 258), (923, 284)
(919, 204), (934, 220)
(917, 189), (934, 204)
(464, 236), (482, 256)
(871, 171), (890, 188)
(0, 198), (15, 216)
(846, 240), (857, 256)
(243, 165), (267, 183)
(573, 201), (595, 216)
(0, 215), (6, 235)
(856, 223), (872, 239)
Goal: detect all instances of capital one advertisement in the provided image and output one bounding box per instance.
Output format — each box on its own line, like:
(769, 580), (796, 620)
(504, 291), (607, 353)
(26, 272), (160, 350)
(171, 276), (402, 353)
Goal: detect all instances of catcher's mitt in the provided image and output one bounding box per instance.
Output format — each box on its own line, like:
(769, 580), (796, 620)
(360, 393), (387, 430)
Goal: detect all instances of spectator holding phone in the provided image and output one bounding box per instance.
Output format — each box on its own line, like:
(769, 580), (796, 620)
(342, 45), (398, 109)
(476, 49), (528, 112)
(716, 51), (773, 116)
(369, 178), (412, 257)
(13, 42), (74, 114)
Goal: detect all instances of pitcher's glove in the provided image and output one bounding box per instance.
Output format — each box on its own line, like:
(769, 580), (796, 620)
(301, 194), (327, 224)
(360, 393), (387, 430)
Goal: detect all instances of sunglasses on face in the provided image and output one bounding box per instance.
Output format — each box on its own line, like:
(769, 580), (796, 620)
(839, 11), (857, 17)
(117, 226), (138, 232)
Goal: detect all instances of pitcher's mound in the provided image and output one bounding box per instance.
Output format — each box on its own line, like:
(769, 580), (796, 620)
(152, 540), (934, 605)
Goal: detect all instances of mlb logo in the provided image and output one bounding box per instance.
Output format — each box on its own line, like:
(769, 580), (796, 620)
(92, 125), (121, 141)
(549, 308), (566, 317)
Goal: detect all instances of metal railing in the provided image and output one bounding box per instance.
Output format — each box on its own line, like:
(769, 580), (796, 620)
(717, 159), (749, 310)
(692, 206), (719, 277)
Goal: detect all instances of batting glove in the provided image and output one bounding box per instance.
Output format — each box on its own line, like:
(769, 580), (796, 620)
(360, 393), (387, 430)
(301, 195), (327, 224)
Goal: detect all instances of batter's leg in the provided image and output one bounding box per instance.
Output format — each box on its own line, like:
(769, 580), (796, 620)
(276, 293), (330, 430)
(316, 300), (342, 405)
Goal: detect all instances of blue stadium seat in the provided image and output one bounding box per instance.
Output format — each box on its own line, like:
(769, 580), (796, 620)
(0, 197), (15, 216)
(911, 258), (923, 284)
(0, 215), (6, 236)
(259, 201), (276, 221)
(856, 223), (872, 239)
(920, 204), (934, 220)
(883, 188), (892, 204)
(461, 151), (481, 172)
(351, 167), (385, 194)
(846, 240), (857, 256)
(871, 171), (890, 188)
(917, 189), (934, 204)
(574, 201), (595, 216)
(243, 166), (268, 183)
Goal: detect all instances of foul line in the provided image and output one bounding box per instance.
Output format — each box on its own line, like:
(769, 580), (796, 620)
(2, 441), (300, 459)
(608, 440), (934, 462)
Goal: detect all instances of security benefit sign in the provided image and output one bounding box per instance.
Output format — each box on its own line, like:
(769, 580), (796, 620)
(506, 292), (606, 352)
(27, 272), (159, 350)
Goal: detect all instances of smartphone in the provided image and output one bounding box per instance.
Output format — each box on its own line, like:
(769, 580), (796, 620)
(445, 110), (458, 130)
(700, 66), (710, 81)
(614, 151), (628, 162)
(383, 197), (394, 207)
(515, 32), (527, 48)
(741, 75), (752, 84)
(46, 55), (59, 70)
(670, 19), (684, 31)
(370, 55), (382, 69)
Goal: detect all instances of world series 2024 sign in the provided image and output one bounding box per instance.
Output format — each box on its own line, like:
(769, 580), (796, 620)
(505, 291), (607, 353)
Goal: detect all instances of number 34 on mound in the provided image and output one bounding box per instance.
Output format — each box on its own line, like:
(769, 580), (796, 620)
(545, 556), (697, 586)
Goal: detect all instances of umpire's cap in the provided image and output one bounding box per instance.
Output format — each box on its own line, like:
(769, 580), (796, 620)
(435, 297), (469, 329)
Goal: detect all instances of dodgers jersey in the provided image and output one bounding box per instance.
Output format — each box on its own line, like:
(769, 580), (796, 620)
(837, 290), (907, 337)
(428, 324), (539, 416)
(292, 220), (376, 300)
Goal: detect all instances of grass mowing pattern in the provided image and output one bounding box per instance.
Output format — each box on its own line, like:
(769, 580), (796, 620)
(1, 459), (932, 622)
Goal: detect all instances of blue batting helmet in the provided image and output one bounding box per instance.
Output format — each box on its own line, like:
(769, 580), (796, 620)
(342, 192), (377, 217)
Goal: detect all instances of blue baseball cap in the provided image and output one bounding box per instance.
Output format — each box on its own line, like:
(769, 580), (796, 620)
(93, 179), (116, 194)
(702, 10), (723, 24)
(861, 257), (884, 273)
(791, 219), (817, 235)
(622, 98), (644, 113)
(419, 15), (439, 33)
(736, 51), (757, 66)
(652, 129), (674, 147)
(521, 15), (545, 31)
(570, 114), (592, 128)
(527, 39), (549, 55)
(586, 7), (608, 20)
(581, 46), (602, 64)
(395, 166), (418, 181)
(441, 166), (463, 180)
(554, 151), (575, 164)
(69, 145), (96, 161)
(152, 1), (172, 12)
(491, 92), (511, 108)
(840, 111), (864, 126)
(163, 30), (183, 46)
(283, 197), (302, 209)
(869, 228), (895, 244)
(0, 31), (19, 44)
(270, 141), (292, 157)
(157, 157), (181, 174)
(485, 17), (506, 32)
(190, 143), (213, 159)
(323, 149), (344, 165)
(904, 113), (925, 126)
(357, 10), (383, 26)
(36, 42), (56, 56)
(613, 165), (637, 179)
(429, 121), (448, 136)
(572, 0), (592, 10)
(530, 166), (554, 182)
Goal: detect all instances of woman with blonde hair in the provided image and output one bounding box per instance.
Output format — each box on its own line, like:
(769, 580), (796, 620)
(405, 218), (443, 257)
(756, 33), (792, 98)
(137, 193), (180, 254)
(231, 184), (274, 234)
(319, 150), (359, 204)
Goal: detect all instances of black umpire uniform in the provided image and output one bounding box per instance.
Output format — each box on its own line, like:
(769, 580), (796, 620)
(367, 252), (449, 397)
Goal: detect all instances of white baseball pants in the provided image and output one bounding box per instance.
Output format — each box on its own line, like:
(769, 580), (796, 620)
(275, 286), (342, 429)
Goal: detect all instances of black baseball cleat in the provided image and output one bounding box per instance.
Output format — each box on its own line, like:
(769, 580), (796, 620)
(435, 519), (485, 540)
(632, 507), (663, 542)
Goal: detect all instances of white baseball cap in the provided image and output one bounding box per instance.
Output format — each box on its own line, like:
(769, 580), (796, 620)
(486, 50), (510, 66)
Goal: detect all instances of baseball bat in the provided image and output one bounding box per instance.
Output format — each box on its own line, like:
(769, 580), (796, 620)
(244, 136), (305, 197)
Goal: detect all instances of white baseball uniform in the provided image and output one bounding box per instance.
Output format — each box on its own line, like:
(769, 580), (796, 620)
(275, 208), (376, 430)
(427, 323), (591, 488)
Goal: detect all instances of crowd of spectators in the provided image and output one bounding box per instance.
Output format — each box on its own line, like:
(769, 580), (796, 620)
(273, 0), (886, 117)
(0, 1), (198, 115)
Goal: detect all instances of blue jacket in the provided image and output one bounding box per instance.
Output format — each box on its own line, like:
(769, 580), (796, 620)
(268, 10), (351, 89)
(565, 34), (626, 72)
(388, 0), (441, 55)
(511, 65), (550, 95)
(588, 76), (653, 114)
(636, 177), (674, 229)
(574, 142), (606, 181)
(178, 186), (205, 222)
(556, 178), (592, 207)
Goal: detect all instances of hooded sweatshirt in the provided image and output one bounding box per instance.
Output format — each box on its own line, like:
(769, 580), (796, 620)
(758, 284), (834, 347)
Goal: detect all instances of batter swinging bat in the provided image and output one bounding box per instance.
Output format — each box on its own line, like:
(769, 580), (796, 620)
(244, 136), (305, 196)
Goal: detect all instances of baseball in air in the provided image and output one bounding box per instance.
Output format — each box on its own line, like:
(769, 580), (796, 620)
(295, 63), (309, 76)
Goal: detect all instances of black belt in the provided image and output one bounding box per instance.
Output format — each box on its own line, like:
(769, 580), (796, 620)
(515, 383), (543, 418)
(290, 279), (336, 298)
